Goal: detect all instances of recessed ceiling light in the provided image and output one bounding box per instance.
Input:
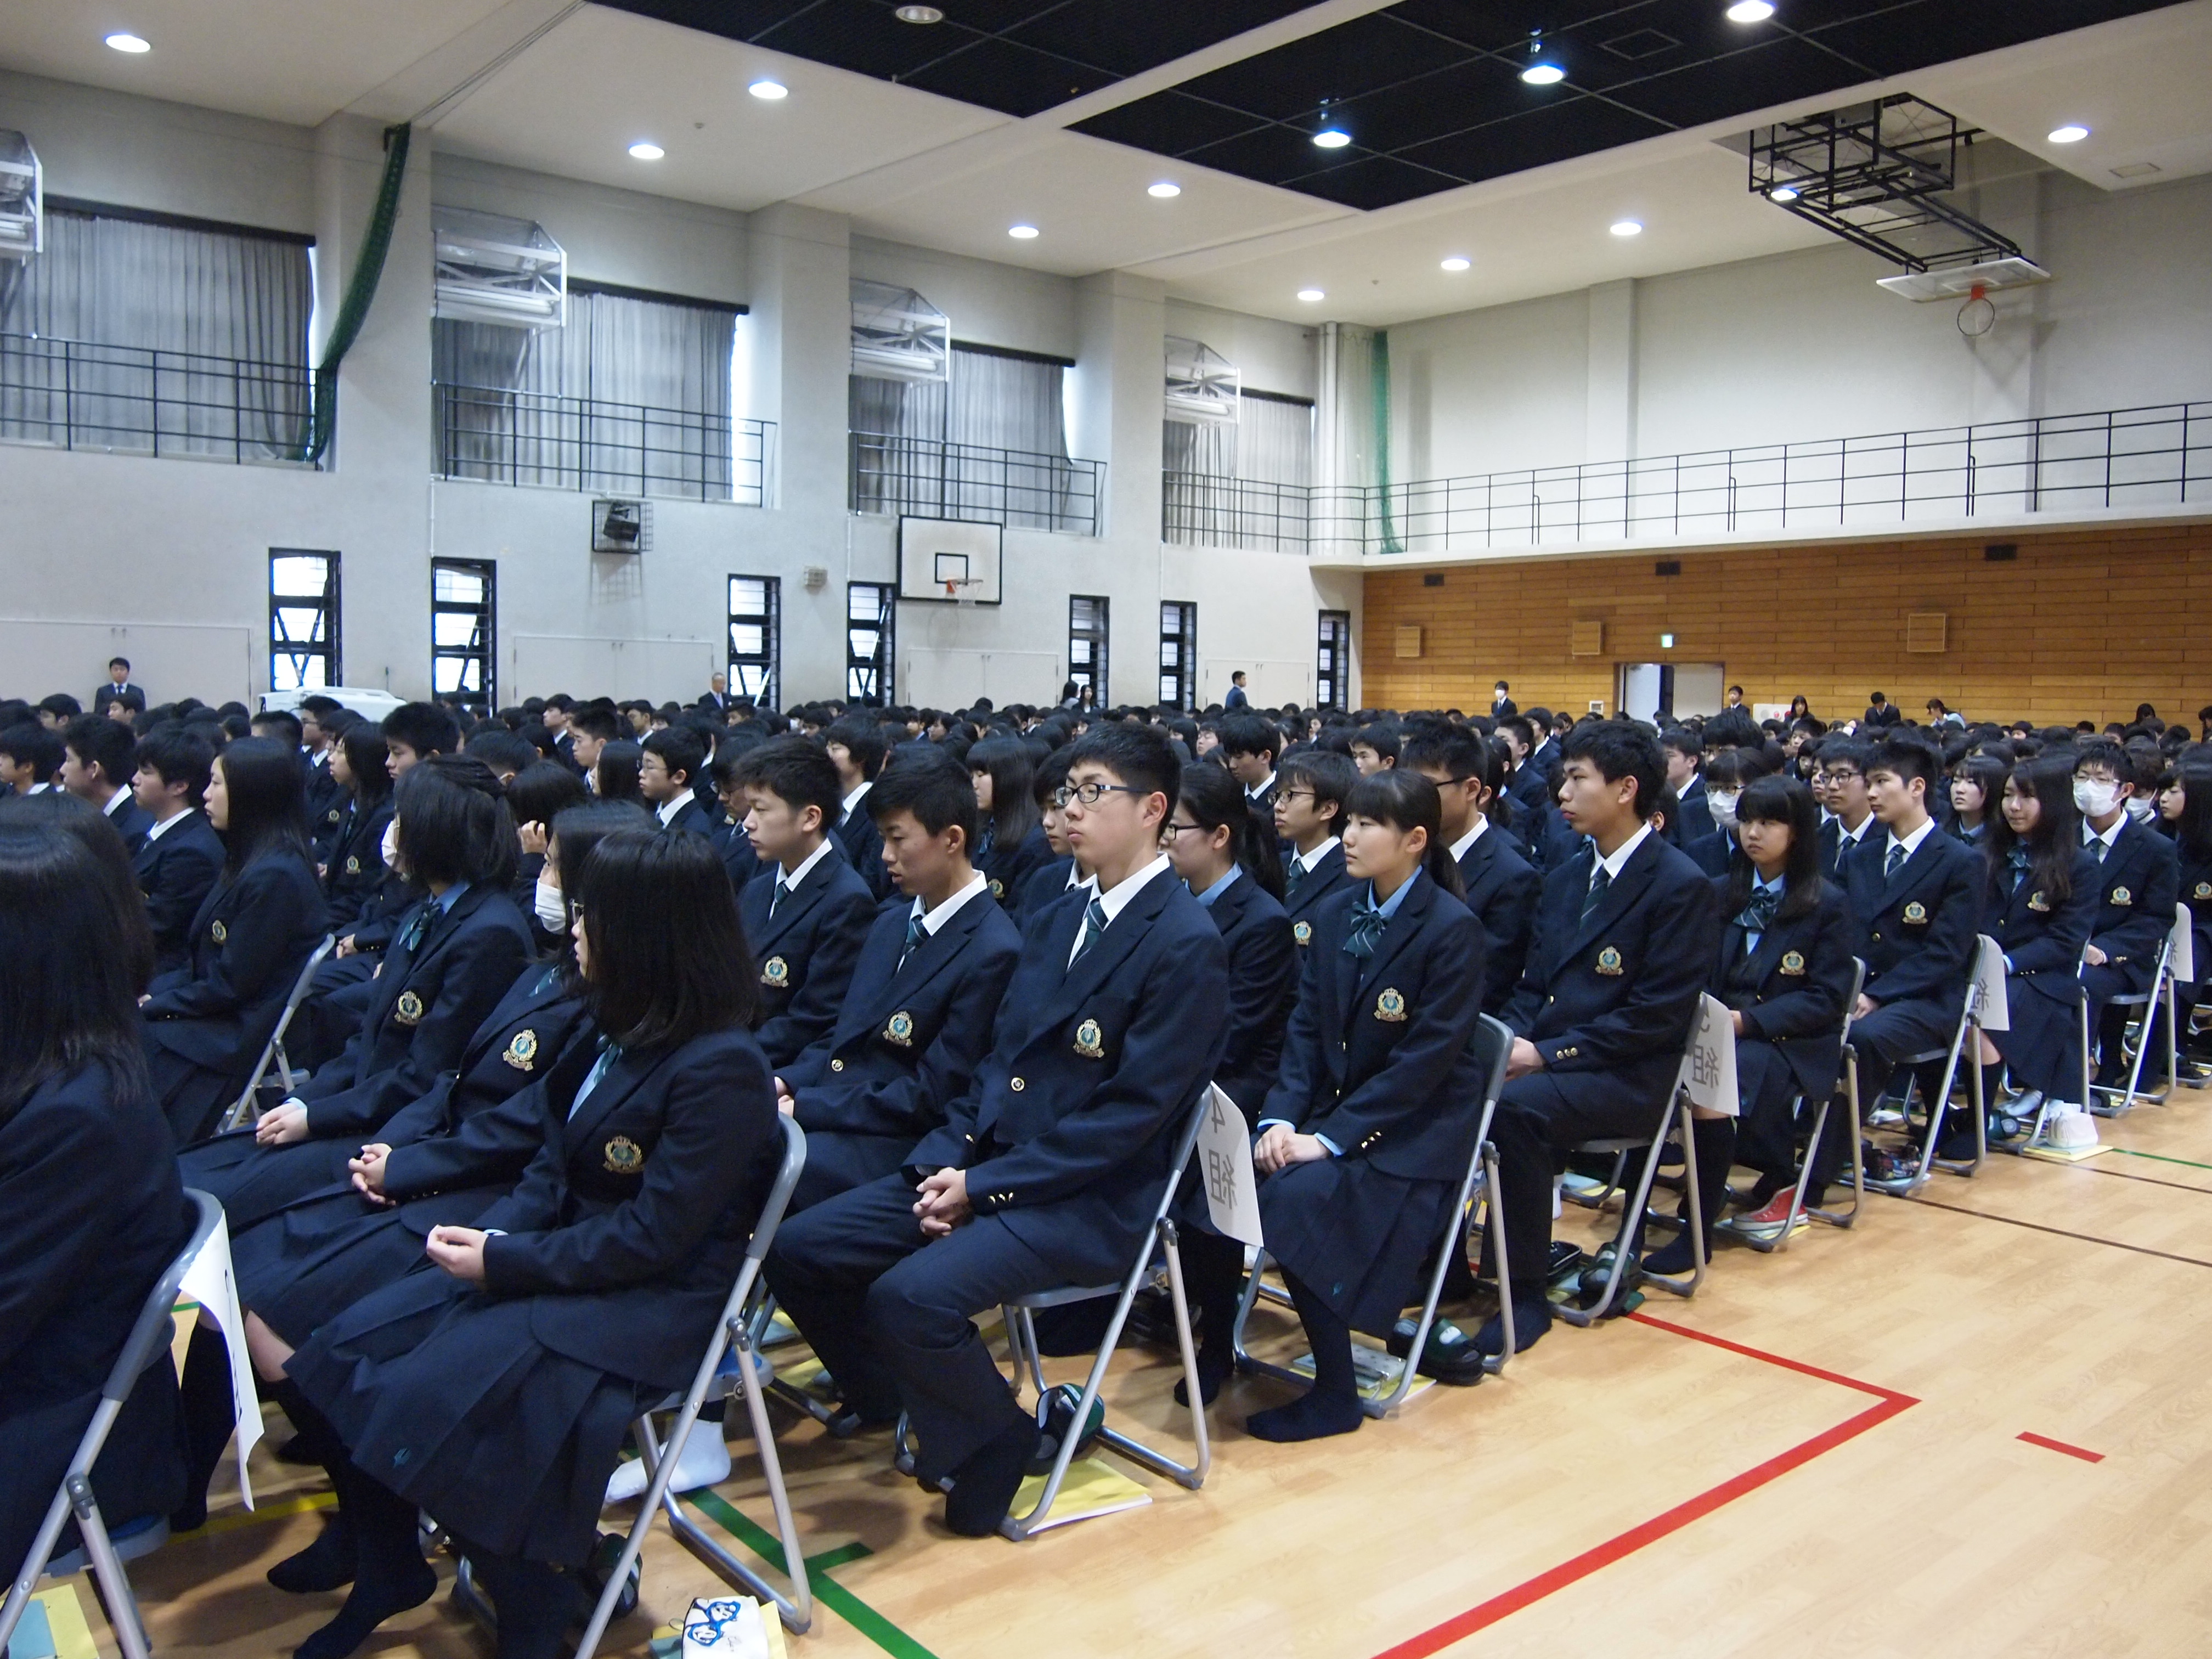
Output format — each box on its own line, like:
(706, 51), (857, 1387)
(1008, 223), (1039, 239)
(1725, 1), (1775, 20)
(1147, 182), (1182, 198)
(895, 4), (944, 20)
(1297, 288), (1325, 302)
(1768, 184), (1799, 202)
(2048, 124), (2090, 144)
(748, 78), (787, 100)
(1440, 256), (1470, 271)
(1520, 61), (1566, 85)
(104, 31), (150, 52)
(1312, 127), (1351, 149)
(1610, 218), (1643, 236)
(628, 142), (665, 160)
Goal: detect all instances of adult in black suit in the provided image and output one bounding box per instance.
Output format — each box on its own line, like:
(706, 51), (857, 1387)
(1863, 692), (1901, 728)
(1480, 723), (1721, 1354)
(1404, 723), (1538, 1015)
(826, 714), (894, 901)
(61, 713), (152, 850)
(140, 740), (329, 1146)
(766, 726), (1228, 1537)
(778, 759), (1023, 1212)
(1223, 672), (1251, 710)
(733, 738), (878, 1068)
(1977, 758), (2098, 1116)
(1702, 778), (1857, 1245)
(129, 727), (225, 973)
(1274, 749), (1357, 950)
(1491, 682), (1517, 720)
(1662, 727), (1716, 846)
(2074, 743), (2182, 1087)
(93, 657), (145, 713)
(640, 726), (717, 837)
(0, 822), (194, 1571)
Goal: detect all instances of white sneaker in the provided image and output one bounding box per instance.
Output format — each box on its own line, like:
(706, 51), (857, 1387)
(605, 1419), (731, 1504)
(2050, 1104), (2099, 1150)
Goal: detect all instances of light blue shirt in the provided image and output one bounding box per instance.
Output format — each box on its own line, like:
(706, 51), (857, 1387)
(432, 880), (470, 915)
(569, 1039), (619, 1120)
(1193, 865), (1243, 909)
(1745, 873), (1782, 955)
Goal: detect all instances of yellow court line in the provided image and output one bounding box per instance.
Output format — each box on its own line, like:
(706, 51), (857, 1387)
(171, 1491), (337, 1541)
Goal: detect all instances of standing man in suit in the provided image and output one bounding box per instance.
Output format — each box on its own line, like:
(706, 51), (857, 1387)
(1726, 685), (1747, 710)
(1491, 681), (1517, 719)
(700, 672), (732, 714)
(1223, 672), (1251, 711)
(1402, 722), (1537, 1014)
(1218, 713), (1282, 822)
(94, 656), (145, 714)
(131, 726), (225, 973)
(765, 725), (1227, 1537)
(640, 727), (715, 836)
(1662, 727), (1716, 846)
(824, 715), (893, 900)
(60, 714), (153, 850)
(2075, 741), (2181, 1090)
(1478, 723), (1720, 1354)
(1274, 749), (1356, 950)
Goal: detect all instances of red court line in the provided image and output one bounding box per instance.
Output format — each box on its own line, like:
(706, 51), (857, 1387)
(1369, 1316), (1918, 1659)
(2017, 1431), (2105, 1464)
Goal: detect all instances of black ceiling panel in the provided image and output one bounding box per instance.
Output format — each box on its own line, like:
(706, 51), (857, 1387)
(1601, 35), (1871, 129)
(1270, 153), (1477, 213)
(900, 36), (1116, 114)
(1396, 97), (1674, 188)
(1074, 91), (1262, 156)
(1168, 10), (1478, 125)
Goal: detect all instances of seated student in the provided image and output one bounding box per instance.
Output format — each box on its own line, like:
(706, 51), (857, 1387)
(1971, 757), (2097, 1131)
(824, 715), (893, 901)
(0, 822), (198, 1573)
(592, 738), (644, 804)
(506, 759), (591, 951)
(565, 702), (620, 783)
(1217, 713), (1283, 820)
(968, 735), (1052, 906)
(2154, 760), (2212, 1069)
(1814, 737), (1880, 877)
(639, 726), (713, 834)
(298, 697), (347, 826)
(130, 727), (226, 973)
(2075, 740), (2182, 1091)
(1679, 747), (1760, 877)
(1661, 727), (1716, 845)
(1480, 723), (1720, 1353)
(1274, 747), (1357, 948)
(1013, 747), (1083, 920)
(1350, 721), (1398, 776)
(1830, 733), (1984, 1186)
(707, 742), (761, 894)
(261, 830), (779, 1659)
(61, 713), (153, 849)
(736, 736), (877, 1069)
(1697, 777), (1857, 1246)
(1948, 752), (2008, 846)
(140, 738), (330, 1146)
(777, 753), (1023, 1218)
(1231, 770), (1485, 1434)
(0, 720), (64, 796)
(1403, 721), (1537, 1014)
(765, 725), (1227, 1537)
(317, 722), (400, 935)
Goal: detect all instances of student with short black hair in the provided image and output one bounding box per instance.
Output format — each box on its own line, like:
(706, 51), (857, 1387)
(824, 715), (893, 899)
(253, 709), (305, 751)
(1217, 713), (1283, 819)
(565, 704), (619, 779)
(1814, 736), (1880, 876)
(36, 694), (82, 731)
(2074, 738), (2182, 1092)
(61, 712), (152, 849)
(1402, 721), (1538, 1014)
(130, 726), (227, 973)
(1350, 721), (1399, 776)
(380, 702), (460, 778)
(1274, 747), (1357, 947)
(0, 721), (64, 794)
(639, 726), (713, 835)
(1661, 726), (1714, 844)
(735, 736), (878, 1068)
(461, 727), (537, 785)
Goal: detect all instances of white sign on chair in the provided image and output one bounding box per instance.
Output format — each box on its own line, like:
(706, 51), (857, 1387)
(2172, 904), (2196, 985)
(1969, 934), (2010, 1032)
(1675, 992), (1740, 1117)
(1197, 1084), (1265, 1246)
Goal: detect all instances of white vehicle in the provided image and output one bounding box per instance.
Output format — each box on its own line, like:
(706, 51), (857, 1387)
(258, 686), (407, 724)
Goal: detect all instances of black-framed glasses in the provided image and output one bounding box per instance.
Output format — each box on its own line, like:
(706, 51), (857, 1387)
(1276, 788), (1317, 804)
(1162, 821), (1206, 837)
(1053, 781), (1148, 809)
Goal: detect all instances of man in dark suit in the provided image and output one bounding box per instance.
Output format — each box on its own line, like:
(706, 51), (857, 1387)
(824, 715), (893, 901)
(1403, 722), (1537, 1015)
(1491, 682), (1516, 719)
(130, 727), (224, 973)
(1479, 723), (1720, 1355)
(698, 673), (733, 714)
(61, 714), (152, 851)
(1662, 727), (1716, 846)
(1273, 749), (1356, 950)
(1223, 672), (1250, 710)
(1863, 692), (1901, 728)
(2074, 742), (2182, 1089)
(94, 656), (145, 714)
(766, 725), (1227, 1538)
(640, 727), (716, 836)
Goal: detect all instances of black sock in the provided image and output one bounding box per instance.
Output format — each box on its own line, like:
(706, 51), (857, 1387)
(943, 1415), (1036, 1538)
(469, 1552), (581, 1659)
(261, 1381), (354, 1593)
(292, 1443), (436, 1659)
(1173, 1233), (1241, 1407)
(1647, 1118), (1732, 1273)
(170, 1325), (238, 1532)
(1244, 1272), (1363, 1443)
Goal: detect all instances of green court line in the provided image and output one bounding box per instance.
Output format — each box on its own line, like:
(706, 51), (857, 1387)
(680, 1490), (940, 1659)
(2111, 1147), (2212, 1173)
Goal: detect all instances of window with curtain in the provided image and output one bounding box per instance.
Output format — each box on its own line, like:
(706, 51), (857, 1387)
(1163, 387), (1314, 550)
(0, 203), (312, 461)
(433, 284), (738, 500)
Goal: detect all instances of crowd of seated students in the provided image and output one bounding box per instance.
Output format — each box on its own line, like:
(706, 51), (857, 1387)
(6, 673), (2212, 1659)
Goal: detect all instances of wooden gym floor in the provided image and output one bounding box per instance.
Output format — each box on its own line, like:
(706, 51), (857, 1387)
(77, 1077), (2212, 1659)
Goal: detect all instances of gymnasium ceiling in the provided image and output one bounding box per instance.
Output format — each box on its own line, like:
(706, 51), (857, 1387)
(3, 0), (2211, 323)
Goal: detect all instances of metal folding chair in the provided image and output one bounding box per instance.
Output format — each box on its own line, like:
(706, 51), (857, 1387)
(1862, 974), (1983, 1197)
(1, 1190), (222, 1659)
(219, 932), (337, 1132)
(1229, 1013), (1516, 1410)
(2090, 909), (2182, 1115)
(1736, 958), (1867, 1250)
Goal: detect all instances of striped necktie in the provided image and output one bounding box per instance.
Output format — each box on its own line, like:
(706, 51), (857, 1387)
(1884, 841), (1906, 882)
(899, 910), (928, 968)
(1343, 895), (1386, 959)
(1581, 865), (1611, 926)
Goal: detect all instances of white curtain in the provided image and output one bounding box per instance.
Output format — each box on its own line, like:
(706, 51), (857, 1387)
(0, 207), (312, 459)
(851, 345), (1077, 529)
(1164, 390), (1312, 548)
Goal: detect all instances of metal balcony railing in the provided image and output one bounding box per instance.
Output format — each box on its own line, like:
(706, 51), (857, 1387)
(435, 381), (774, 506)
(0, 332), (313, 464)
(850, 431), (1103, 536)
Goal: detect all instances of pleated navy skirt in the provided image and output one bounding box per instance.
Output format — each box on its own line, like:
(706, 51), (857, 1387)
(1257, 1156), (1453, 1335)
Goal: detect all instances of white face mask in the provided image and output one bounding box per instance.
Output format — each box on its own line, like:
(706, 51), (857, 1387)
(533, 876), (567, 933)
(380, 819), (400, 871)
(2073, 778), (2121, 820)
(1707, 789), (1741, 829)
(2124, 794), (2154, 823)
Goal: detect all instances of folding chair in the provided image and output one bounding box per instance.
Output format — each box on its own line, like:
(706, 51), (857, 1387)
(219, 932), (337, 1132)
(1, 1190), (222, 1659)
(1228, 1014), (1516, 1409)
(1735, 958), (1867, 1250)
(1861, 975), (1983, 1198)
(2090, 909), (2182, 1115)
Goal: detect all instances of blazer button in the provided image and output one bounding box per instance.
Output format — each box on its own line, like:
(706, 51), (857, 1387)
(1010, 1076), (1025, 1092)
(830, 1058), (845, 1072)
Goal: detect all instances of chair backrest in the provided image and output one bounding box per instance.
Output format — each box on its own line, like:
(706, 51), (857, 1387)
(1469, 1013), (1512, 1147)
(107, 1189), (222, 1406)
(280, 934), (338, 1028)
(743, 1115), (808, 1266)
(1837, 957), (1869, 1045)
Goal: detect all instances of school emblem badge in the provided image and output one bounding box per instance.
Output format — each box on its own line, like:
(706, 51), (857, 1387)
(2028, 891), (2050, 912)
(884, 1010), (915, 1047)
(761, 955), (789, 988)
(1595, 945), (1623, 975)
(1293, 920), (1313, 945)
(1073, 1017), (1105, 1058)
(503, 1030), (538, 1070)
(2111, 886), (2132, 906)
(1780, 951), (1807, 975)
(326, 806), (341, 823)
(2197, 881), (2212, 901)
(989, 878), (1006, 900)
(345, 855), (362, 875)
(1374, 988), (1408, 1022)
(210, 919), (228, 944)
(394, 991), (425, 1026)
(1903, 901), (1928, 924)
(602, 1136), (644, 1175)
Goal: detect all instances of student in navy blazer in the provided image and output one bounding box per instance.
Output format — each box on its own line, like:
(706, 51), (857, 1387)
(61, 714), (153, 851)
(778, 758), (1023, 1211)
(2074, 743), (2182, 1086)
(1012, 747), (1082, 921)
(1977, 759), (2098, 1114)
(1242, 771), (1486, 1440)
(825, 715), (894, 901)
(128, 726), (227, 974)
(2159, 761), (2212, 1058)
(766, 726), (1227, 1538)
(317, 725), (399, 934)
(1404, 723), (1537, 1015)
(1662, 728), (1717, 845)
(1273, 748), (1357, 951)
(970, 735), (1053, 908)
(641, 726), (716, 837)
(734, 738), (878, 1068)
(270, 832), (780, 1659)
(1483, 724), (1720, 1355)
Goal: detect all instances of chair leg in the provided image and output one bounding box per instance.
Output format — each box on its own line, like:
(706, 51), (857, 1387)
(1558, 1106), (1677, 1328)
(1641, 1106), (1705, 1300)
(1228, 1252), (1311, 1395)
(1479, 1148), (1515, 1375)
(68, 1477), (150, 1659)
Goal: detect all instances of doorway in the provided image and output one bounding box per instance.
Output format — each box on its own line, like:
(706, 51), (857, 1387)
(1617, 662), (1725, 723)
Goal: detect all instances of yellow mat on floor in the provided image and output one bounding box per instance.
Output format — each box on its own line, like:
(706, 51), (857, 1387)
(7, 1586), (98, 1659)
(1009, 1458), (1152, 1532)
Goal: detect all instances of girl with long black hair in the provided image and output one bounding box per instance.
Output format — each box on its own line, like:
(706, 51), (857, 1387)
(2156, 759), (2212, 1071)
(968, 734), (1050, 905)
(321, 721), (397, 932)
(1947, 752), (2008, 845)
(1978, 756), (2098, 1125)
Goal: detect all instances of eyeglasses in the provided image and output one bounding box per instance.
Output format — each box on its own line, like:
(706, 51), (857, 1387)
(1053, 782), (1148, 809)
(1276, 788), (1316, 804)
(1163, 821), (1206, 837)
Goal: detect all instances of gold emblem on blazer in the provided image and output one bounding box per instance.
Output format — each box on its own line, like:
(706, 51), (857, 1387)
(1903, 901), (1928, 924)
(345, 854), (362, 875)
(884, 1009), (915, 1047)
(1374, 987), (1408, 1022)
(503, 1030), (538, 1070)
(210, 919), (228, 944)
(1780, 950), (1807, 975)
(2028, 891), (2051, 912)
(2111, 886), (2132, 906)
(989, 877), (1006, 900)
(761, 955), (789, 988)
(2196, 881), (2212, 901)
(394, 990), (425, 1026)
(1073, 1017), (1105, 1058)
(1596, 945), (1623, 975)
(325, 806), (342, 823)
(602, 1135), (644, 1175)
(1293, 919), (1313, 945)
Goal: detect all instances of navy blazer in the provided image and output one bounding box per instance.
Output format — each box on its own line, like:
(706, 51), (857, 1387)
(133, 811), (224, 974)
(296, 883), (534, 1138)
(1203, 872), (1299, 1120)
(1709, 877), (1857, 1102)
(1282, 839), (1352, 950)
(477, 1025), (782, 1390)
(1669, 777), (1717, 845)
(739, 844), (878, 1068)
(834, 801), (892, 901)
(908, 866), (1229, 1280)
(981, 823), (1054, 910)
(321, 798), (399, 933)
(97, 793), (153, 853)
(1504, 830), (1720, 1101)
(1455, 827), (1538, 1016)
(1261, 872), (1487, 1179)
(1682, 827), (1735, 878)
(660, 797), (719, 839)
(1842, 827), (1982, 1015)
(140, 850), (329, 1069)
(1819, 816), (1879, 882)
(1982, 849), (2098, 1013)
(782, 887), (1023, 1146)
(1013, 854), (1079, 922)
(716, 815), (759, 895)
(2084, 817), (2181, 975)
(2177, 842), (2212, 985)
